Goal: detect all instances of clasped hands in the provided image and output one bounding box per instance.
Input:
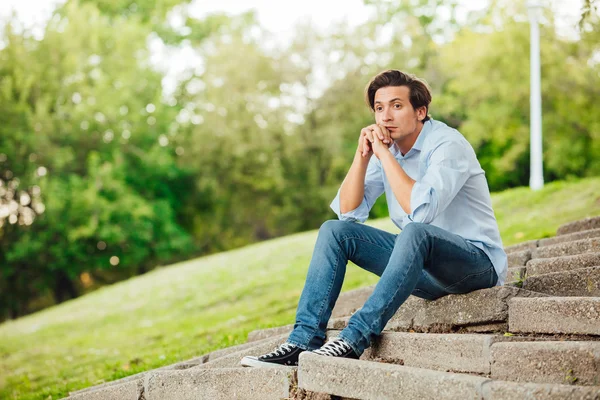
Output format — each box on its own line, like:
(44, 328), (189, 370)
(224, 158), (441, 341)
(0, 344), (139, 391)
(358, 124), (393, 159)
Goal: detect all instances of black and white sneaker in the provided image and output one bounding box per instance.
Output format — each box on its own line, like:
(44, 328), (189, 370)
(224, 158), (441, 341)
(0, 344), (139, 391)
(240, 342), (304, 368)
(312, 337), (359, 359)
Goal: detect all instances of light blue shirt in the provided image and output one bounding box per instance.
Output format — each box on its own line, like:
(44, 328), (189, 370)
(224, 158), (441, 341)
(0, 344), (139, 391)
(330, 119), (508, 285)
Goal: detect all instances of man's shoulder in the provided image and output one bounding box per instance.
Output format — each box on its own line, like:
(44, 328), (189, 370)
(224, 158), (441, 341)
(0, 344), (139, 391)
(423, 119), (468, 149)
(421, 120), (481, 166)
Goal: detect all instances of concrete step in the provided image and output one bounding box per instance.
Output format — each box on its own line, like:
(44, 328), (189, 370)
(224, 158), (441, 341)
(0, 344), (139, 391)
(523, 266), (600, 297)
(509, 297), (600, 336)
(247, 316), (348, 343)
(67, 356), (204, 398)
(557, 216), (600, 236)
(199, 334), (289, 369)
(533, 238), (600, 259)
(361, 331), (500, 374)
(491, 341), (600, 386)
(250, 256), (598, 344)
(298, 352), (487, 400)
(384, 286), (547, 333)
(144, 367), (293, 400)
(246, 286), (375, 343)
(484, 381), (600, 399)
(213, 321), (597, 376)
(67, 332), (293, 398)
(245, 285), (544, 345)
(526, 252), (600, 277)
(504, 240), (538, 254)
(297, 352), (600, 400)
(540, 228), (600, 248)
(248, 284), (548, 348)
(289, 372), (353, 400)
(504, 228), (600, 256)
(73, 334), (600, 399)
(358, 331), (600, 384)
(507, 266), (526, 282)
(248, 324), (294, 343)
(66, 379), (142, 400)
(507, 249), (532, 266)
(458, 322), (509, 333)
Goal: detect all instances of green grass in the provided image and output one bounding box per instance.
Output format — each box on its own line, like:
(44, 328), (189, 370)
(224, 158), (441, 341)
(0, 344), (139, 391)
(1, 177), (599, 399)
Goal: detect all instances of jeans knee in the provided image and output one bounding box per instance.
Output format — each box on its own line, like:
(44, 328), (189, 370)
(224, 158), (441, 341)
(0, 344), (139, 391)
(319, 219), (350, 239)
(400, 222), (429, 240)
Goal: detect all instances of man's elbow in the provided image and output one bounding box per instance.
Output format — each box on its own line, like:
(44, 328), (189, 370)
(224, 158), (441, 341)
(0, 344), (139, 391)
(409, 205), (435, 225)
(340, 201), (361, 215)
(400, 201), (411, 215)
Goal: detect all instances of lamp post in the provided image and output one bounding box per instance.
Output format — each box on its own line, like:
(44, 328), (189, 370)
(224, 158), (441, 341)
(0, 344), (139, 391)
(527, 1), (544, 190)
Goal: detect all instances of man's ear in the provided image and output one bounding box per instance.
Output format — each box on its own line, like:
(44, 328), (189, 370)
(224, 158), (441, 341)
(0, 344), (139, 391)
(417, 106), (427, 122)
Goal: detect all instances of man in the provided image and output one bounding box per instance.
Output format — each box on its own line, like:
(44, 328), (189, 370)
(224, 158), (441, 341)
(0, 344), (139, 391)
(241, 69), (507, 367)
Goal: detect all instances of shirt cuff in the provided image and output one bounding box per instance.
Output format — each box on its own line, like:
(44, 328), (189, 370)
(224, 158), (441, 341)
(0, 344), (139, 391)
(330, 190), (369, 223)
(407, 181), (433, 222)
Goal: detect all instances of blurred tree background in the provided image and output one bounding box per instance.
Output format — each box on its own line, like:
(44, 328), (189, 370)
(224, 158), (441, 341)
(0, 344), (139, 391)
(0, 0), (598, 320)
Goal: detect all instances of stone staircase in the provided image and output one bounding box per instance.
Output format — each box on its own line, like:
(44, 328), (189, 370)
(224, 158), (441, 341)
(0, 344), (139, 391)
(64, 216), (600, 399)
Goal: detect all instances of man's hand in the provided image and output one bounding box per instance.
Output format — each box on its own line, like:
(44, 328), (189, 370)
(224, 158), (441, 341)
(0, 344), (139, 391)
(358, 127), (373, 158)
(358, 124), (392, 158)
(361, 125), (392, 159)
(369, 130), (390, 159)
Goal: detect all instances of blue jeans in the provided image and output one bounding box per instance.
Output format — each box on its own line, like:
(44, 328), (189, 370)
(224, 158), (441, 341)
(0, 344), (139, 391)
(286, 220), (498, 356)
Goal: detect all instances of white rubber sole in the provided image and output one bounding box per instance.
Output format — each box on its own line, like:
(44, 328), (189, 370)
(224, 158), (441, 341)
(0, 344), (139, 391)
(240, 356), (296, 368)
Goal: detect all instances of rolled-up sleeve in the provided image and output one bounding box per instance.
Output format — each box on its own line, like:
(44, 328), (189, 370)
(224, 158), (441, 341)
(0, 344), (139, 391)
(408, 140), (470, 224)
(330, 156), (385, 223)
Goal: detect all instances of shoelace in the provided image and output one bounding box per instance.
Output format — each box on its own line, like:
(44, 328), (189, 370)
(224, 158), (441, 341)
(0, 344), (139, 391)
(313, 338), (351, 357)
(263, 342), (296, 358)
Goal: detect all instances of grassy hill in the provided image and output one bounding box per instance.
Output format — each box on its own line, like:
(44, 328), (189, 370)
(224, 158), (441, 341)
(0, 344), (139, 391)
(1, 177), (599, 400)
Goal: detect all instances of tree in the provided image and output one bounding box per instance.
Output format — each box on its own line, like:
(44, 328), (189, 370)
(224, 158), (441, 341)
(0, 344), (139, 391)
(0, 1), (194, 318)
(580, 0), (598, 29)
(434, 0), (600, 189)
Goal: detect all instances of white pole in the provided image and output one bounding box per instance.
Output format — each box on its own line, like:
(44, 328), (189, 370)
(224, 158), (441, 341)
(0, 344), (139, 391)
(528, 1), (544, 190)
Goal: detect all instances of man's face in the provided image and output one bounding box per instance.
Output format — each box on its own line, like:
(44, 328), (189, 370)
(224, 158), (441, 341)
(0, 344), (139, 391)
(373, 85), (424, 143)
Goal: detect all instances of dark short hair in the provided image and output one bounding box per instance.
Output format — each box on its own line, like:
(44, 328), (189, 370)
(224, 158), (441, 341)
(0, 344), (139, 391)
(364, 70), (431, 122)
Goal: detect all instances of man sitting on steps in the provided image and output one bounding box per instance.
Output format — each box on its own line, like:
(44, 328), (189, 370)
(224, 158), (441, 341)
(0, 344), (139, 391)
(241, 69), (508, 368)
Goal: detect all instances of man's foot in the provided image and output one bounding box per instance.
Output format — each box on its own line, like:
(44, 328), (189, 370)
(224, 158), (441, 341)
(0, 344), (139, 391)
(240, 342), (305, 367)
(312, 337), (360, 359)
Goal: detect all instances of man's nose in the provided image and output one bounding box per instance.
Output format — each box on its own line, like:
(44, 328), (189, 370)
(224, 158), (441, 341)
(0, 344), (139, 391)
(382, 108), (393, 121)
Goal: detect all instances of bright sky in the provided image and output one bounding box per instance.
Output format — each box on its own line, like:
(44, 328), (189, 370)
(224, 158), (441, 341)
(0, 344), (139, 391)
(0, 0), (583, 96)
(0, 0), (583, 40)
(0, 0), (373, 40)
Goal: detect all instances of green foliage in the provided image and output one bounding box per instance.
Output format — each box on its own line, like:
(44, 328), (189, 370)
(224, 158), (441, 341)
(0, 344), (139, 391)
(0, 0), (195, 318)
(435, 1), (600, 190)
(580, 0), (598, 29)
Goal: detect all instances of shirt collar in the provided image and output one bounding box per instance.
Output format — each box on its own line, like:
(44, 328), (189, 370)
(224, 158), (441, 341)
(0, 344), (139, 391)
(388, 119), (433, 158)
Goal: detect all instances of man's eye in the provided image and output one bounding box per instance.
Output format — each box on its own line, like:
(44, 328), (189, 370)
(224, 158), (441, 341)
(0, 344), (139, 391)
(394, 104), (401, 108)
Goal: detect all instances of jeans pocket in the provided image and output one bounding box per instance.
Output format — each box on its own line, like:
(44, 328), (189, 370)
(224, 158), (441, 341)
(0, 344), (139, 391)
(412, 288), (442, 301)
(443, 266), (495, 294)
(490, 267), (499, 287)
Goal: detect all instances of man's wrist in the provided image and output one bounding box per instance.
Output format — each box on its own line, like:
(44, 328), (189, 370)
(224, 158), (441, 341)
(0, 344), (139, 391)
(378, 149), (395, 165)
(355, 149), (372, 162)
